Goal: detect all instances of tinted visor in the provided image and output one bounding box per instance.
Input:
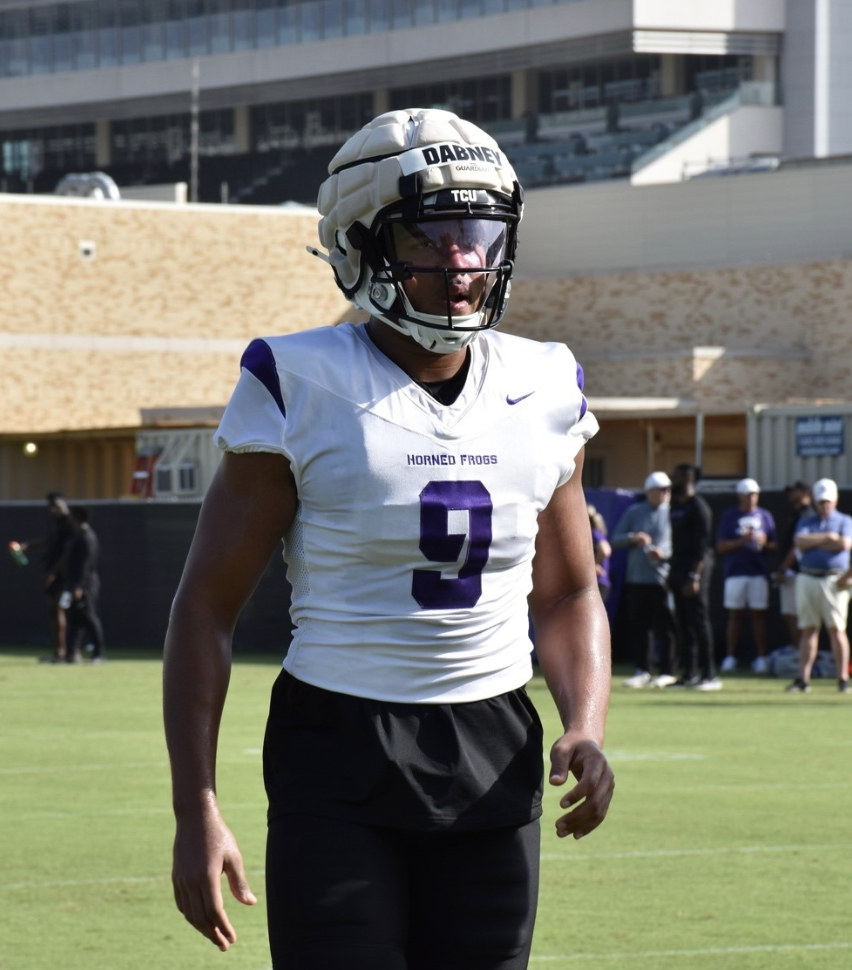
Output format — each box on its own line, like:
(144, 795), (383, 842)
(388, 218), (509, 270)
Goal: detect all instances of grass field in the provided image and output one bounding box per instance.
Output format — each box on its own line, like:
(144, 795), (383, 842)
(2, 647), (851, 970)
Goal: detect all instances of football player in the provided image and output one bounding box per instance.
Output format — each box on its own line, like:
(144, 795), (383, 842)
(164, 107), (615, 970)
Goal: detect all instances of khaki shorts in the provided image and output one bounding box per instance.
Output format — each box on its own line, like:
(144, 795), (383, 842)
(796, 573), (851, 630)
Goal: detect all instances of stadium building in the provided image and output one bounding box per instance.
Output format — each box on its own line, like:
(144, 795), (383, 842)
(3, 0), (852, 500)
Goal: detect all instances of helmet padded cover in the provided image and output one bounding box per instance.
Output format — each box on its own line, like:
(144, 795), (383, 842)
(316, 108), (519, 296)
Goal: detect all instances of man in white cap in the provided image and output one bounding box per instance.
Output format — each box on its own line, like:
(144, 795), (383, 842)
(788, 478), (852, 693)
(611, 471), (679, 688)
(715, 478), (777, 674)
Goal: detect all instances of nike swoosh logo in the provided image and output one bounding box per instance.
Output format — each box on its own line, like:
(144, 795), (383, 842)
(507, 391), (535, 405)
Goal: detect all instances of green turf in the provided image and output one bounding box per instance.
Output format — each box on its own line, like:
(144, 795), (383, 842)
(2, 647), (851, 969)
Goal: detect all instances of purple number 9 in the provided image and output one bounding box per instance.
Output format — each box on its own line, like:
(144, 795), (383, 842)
(412, 480), (493, 609)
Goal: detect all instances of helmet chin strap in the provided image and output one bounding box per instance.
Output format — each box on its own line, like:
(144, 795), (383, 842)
(360, 276), (485, 354)
(379, 316), (480, 354)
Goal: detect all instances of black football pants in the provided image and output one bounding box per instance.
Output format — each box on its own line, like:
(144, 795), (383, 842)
(266, 814), (540, 970)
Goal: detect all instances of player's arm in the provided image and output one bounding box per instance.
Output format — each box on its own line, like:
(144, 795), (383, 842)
(163, 450), (297, 951)
(530, 447), (615, 840)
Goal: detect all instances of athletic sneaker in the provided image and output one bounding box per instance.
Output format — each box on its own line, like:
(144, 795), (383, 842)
(666, 676), (701, 689)
(786, 679), (811, 693)
(751, 656), (770, 674)
(651, 674), (677, 689)
(720, 656), (738, 673)
(839, 680), (851, 694)
(693, 677), (723, 691)
(624, 670), (652, 689)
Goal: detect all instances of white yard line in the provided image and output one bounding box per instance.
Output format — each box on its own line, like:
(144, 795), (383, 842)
(541, 841), (852, 861)
(531, 941), (852, 962)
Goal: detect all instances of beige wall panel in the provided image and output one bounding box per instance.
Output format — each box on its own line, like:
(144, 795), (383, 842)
(0, 198), (346, 341)
(0, 197), (354, 433)
(507, 257), (852, 406)
(1, 348), (251, 433)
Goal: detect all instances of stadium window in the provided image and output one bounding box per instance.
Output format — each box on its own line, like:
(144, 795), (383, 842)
(97, 0), (119, 67)
(412, 0), (435, 28)
(72, 2), (99, 70)
(0, 10), (29, 78)
(368, 0), (389, 32)
(255, 0), (277, 45)
(186, 0), (208, 56)
(208, 0), (233, 54)
(142, 1), (168, 62)
(165, 0), (186, 59)
(28, 6), (54, 75)
(436, 0), (456, 22)
(233, 0), (254, 49)
(200, 108), (235, 154)
(344, 0), (367, 36)
(322, 0), (345, 39)
(53, 6), (73, 73)
(390, 0), (411, 30)
(301, 0), (320, 41)
(117, 0), (141, 65)
(459, 0), (480, 21)
(277, 0), (299, 45)
(482, 0), (505, 14)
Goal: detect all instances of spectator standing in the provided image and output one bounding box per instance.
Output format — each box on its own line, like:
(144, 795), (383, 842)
(715, 478), (777, 674)
(787, 478), (852, 693)
(772, 481), (813, 649)
(668, 464), (720, 690)
(63, 506), (106, 664)
(162, 108), (614, 968)
(588, 504), (612, 602)
(13, 491), (75, 663)
(611, 471), (678, 688)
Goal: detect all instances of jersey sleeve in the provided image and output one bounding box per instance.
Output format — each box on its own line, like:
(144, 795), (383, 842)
(213, 338), (292, 459)
(555, 355), (599, 488)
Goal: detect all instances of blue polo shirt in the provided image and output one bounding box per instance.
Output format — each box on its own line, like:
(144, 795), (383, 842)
(795, 510), (852, 573)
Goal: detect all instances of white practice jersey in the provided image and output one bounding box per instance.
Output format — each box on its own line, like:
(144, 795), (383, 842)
(214, 323), (598, 703)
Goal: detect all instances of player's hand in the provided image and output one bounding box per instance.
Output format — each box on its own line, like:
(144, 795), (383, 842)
(549, 733), (614, 840)
(171, 809), (257, 951)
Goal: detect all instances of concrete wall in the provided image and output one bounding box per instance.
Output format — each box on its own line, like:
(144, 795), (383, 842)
(783, 0), (852, 158)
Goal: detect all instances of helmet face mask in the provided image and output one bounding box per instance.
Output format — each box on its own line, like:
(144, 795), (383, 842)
(312, 109), (523, 354)
(364, 189), (517, 348)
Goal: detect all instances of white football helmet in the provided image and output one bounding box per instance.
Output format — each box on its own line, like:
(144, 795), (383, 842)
(309, 108), (523, 353)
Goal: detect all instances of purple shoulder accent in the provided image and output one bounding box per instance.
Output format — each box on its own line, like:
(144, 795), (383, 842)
(576, 362), (588, 419)
(240, 339), (286, 418)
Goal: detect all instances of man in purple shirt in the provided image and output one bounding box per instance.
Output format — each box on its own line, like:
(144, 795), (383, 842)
(788, 478), (852, 693)
(716, 478), (777, 674)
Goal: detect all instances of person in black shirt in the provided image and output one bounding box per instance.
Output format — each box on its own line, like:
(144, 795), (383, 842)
(668, 464), (719, 690)
(14, 491), (75, 663)
(63, 506), (106, 664)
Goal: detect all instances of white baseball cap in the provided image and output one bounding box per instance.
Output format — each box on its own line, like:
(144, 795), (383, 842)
(812, 478), (839, 503)
(736, 478), (760, 495)
(644, 471), (672, 491)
